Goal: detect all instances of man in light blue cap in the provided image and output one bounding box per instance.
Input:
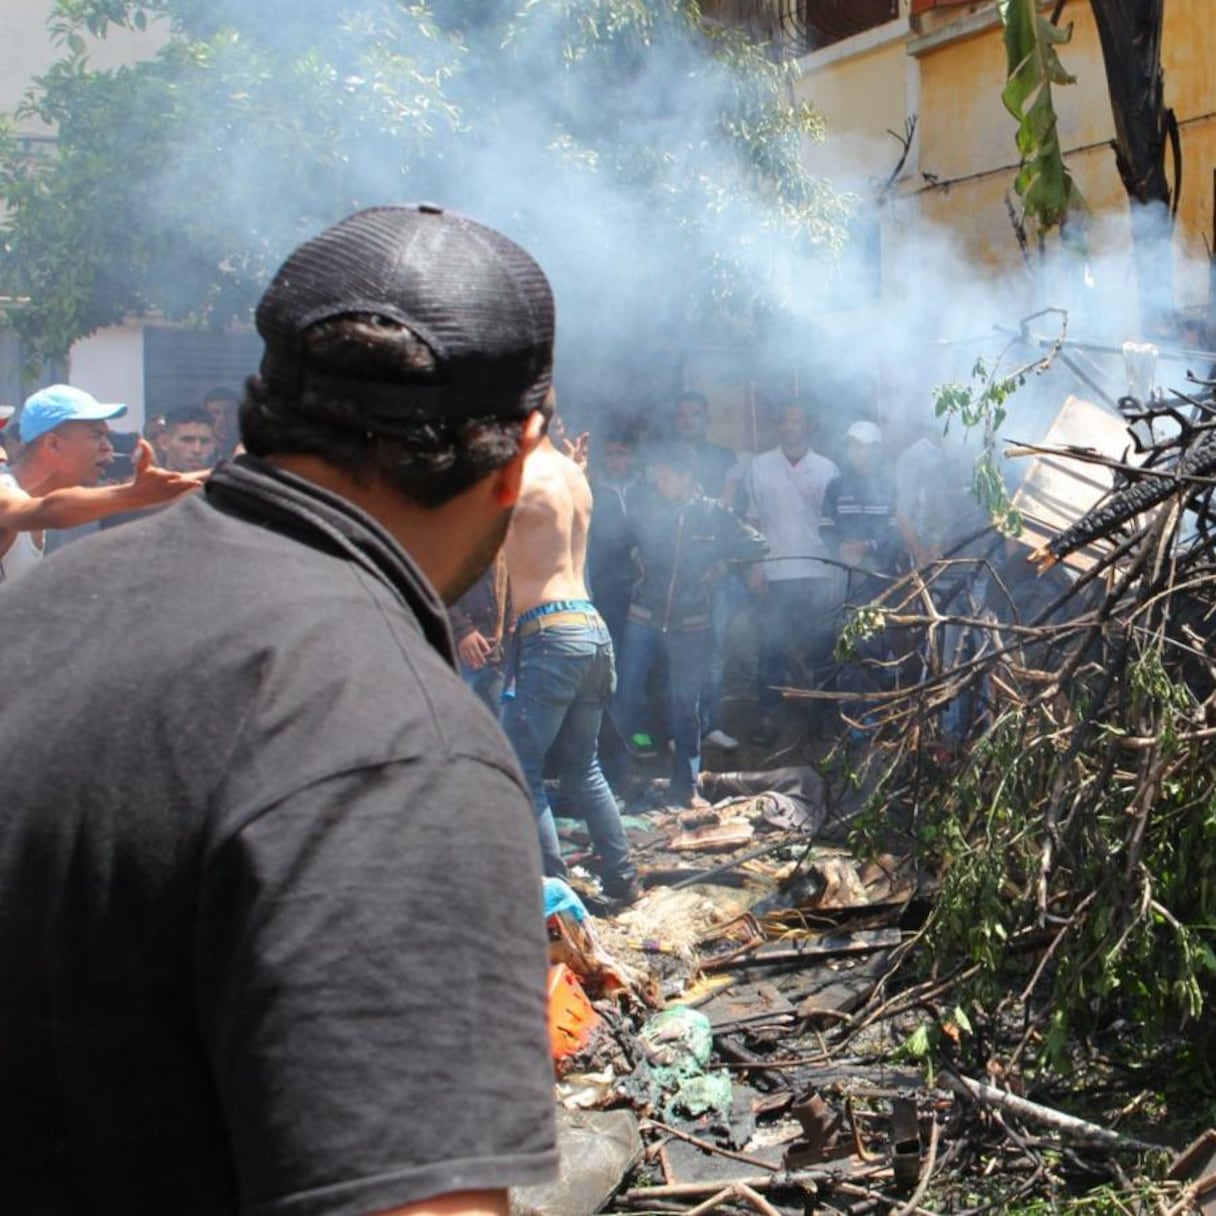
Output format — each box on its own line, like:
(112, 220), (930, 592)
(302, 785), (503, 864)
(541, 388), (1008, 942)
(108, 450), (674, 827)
(17, 383), (128, 443)
(0, 383), (204, 584)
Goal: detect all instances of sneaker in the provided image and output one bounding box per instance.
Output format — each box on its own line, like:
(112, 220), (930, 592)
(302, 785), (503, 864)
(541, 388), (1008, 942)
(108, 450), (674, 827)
(600, 873), (642, 907)
(703, 728), (739, 751)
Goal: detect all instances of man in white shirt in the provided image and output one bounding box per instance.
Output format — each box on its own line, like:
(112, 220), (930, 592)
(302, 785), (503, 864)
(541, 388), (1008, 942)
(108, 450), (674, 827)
(743, 400), (840, 744)
(0, 384), (203, 584)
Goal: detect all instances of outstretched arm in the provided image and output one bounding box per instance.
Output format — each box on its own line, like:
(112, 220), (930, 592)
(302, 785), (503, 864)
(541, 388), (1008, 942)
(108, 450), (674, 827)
(0, 439), (204, 534)
(715, 502), (769, 565)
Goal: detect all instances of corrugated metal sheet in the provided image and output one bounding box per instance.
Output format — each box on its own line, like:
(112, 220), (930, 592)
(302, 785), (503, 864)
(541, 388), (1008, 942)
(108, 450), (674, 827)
(143, 326), (261, 417)
(0, 331), (25, 412)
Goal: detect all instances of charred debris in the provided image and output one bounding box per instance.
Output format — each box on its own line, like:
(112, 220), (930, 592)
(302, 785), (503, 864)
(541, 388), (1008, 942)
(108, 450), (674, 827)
(527, 325), (1216, 1215)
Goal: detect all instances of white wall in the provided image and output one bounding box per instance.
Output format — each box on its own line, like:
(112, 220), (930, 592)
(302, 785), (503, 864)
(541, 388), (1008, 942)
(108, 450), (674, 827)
(1, 0), (165, 133)
(68, 326), (146, 433)
(3, 2), (163, 419)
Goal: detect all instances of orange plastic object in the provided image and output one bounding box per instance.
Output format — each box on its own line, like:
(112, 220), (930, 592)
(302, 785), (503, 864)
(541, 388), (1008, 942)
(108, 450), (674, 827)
(547, 963), (600, 1065)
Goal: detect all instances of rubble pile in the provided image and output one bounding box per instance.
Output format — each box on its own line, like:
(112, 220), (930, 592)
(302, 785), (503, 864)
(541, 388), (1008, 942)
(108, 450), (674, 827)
(524, 364), (1216, 1210)
(772, 377), (1216, 1210)
(526, 768), (1210, 1215)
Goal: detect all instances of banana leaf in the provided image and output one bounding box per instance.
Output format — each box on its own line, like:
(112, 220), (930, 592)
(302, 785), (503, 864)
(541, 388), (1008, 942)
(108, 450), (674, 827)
(999, 0), (1086, 232)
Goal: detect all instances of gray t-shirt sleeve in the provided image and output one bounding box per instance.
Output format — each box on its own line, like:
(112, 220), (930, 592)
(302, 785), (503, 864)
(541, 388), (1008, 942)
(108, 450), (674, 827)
(197, 757), (558, 1216)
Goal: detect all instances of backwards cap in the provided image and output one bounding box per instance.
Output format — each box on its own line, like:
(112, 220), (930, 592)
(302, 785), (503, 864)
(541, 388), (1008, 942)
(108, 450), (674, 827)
(256, 204), (555, 427)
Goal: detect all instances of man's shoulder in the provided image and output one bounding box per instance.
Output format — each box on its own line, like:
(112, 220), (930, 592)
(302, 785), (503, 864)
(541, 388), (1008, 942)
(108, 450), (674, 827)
(519, 444), (580, 500)
(693, 492), (735, 521)
(529, 442), (580, 477)
(750, 447), (784, 475)
(896, 437), (942, 471)
(702, 441), (735, 467)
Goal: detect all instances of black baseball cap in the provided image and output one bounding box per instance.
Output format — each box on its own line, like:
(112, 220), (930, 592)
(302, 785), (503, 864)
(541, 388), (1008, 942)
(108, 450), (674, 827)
(256, 203), (555, 425)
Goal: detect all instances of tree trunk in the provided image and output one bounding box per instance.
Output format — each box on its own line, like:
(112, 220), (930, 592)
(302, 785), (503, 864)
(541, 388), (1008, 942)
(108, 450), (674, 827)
(1088, 0), (1175, 332)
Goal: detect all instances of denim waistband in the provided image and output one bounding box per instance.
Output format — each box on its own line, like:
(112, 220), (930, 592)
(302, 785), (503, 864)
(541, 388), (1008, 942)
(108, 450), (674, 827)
(515, 598), (597, 627)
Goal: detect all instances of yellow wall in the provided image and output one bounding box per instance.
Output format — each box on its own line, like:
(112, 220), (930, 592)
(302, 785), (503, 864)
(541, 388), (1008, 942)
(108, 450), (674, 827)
(1166, 0), (1216, 308)
(799, 30), (909, 185)
(793, 0), (1216, 319)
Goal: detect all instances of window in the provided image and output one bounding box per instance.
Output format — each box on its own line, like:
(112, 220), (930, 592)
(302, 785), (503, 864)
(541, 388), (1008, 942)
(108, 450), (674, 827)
(909, 0), (983, 15)
(700, 0), (899, 57)
(780, 0), (900, 54)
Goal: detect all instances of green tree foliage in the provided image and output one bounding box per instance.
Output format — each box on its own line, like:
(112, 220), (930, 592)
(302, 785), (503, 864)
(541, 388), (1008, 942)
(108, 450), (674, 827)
(0, 0), (850, 361)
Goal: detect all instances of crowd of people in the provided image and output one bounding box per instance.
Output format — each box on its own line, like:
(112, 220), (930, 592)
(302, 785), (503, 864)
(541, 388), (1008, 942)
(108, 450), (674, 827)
(0, 350), (975, 895)
(449, 386), (977, 820)
(0, 201), (996, 1215)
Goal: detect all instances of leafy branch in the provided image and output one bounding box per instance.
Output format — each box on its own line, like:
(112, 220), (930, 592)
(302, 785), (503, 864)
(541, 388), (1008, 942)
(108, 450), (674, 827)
(932, 308), (1069, 536)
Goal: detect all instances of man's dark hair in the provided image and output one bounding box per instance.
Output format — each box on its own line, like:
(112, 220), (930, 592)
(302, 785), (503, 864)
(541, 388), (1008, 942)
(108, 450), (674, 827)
(779, 399), (813, 425)
(676, 390), (709, 412)
(647, 440), (698, 476)
(165, 406), (215, 432)
(602, 412), (639, 448)
(240, 314), (529, 509)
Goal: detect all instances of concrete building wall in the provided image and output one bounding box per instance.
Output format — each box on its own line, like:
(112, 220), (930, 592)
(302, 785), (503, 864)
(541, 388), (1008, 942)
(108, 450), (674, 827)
(797, 19), (911, 187)
(2, 0), (165, 134)
(789, 0), (1215, 324)
(68, 325), (146, 433)
(1, 1), (64, 123)
(4, 2), (179, 412)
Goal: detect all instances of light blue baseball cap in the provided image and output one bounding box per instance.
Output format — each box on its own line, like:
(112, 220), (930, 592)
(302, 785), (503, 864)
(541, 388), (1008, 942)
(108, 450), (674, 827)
(18, 384), (127, 444)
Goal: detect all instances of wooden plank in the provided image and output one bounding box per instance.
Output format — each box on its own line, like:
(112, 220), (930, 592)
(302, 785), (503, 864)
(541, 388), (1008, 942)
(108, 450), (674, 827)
(702, 929), (901, 972)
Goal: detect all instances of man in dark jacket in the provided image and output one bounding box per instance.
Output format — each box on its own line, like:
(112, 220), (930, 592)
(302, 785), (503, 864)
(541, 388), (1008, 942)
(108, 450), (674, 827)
(673, 390), (736, 502)
(822, 420), (906, 727)
(449, 555), (510, 715)
(615, 442), (767, 806)
(586, 424), (646, 789)
(0, 205), (559, 1216)
(587, 423), (643, 651)
(821, 419), (903, 604)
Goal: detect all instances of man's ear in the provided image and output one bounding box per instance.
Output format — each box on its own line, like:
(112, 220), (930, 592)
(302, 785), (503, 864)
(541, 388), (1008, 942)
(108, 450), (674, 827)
(490, 411), (546, 509)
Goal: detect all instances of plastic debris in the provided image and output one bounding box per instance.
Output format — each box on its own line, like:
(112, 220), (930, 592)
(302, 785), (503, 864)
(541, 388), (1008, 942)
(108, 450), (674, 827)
(512, 1107), (642, 1216)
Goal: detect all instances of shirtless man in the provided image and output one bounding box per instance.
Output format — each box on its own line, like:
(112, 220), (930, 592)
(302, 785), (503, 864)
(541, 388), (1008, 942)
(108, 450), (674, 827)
(0, 384), (204, 584)
(501, 408), (639, 904)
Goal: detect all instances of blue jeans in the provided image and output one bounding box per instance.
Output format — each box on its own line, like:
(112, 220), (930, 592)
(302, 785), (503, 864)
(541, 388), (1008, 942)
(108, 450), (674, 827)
(701, 573), (746, 732)
(757, 578), (839, 712)
(616, 620), (711, 803)
(591, 582), (633, 795)
(501, 618), (636, 890)
(462, 663), (505, 719)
